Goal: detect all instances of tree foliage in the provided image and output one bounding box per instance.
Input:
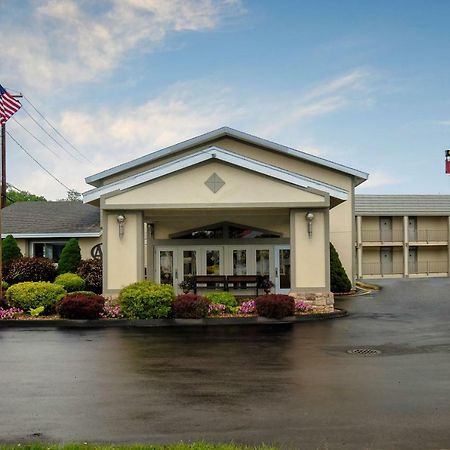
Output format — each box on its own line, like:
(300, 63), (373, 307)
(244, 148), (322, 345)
(6, 185), (46, 205)
(2, 234), (22, 266)
(57, 238), (81, 274)
(330, 242), (352, 293)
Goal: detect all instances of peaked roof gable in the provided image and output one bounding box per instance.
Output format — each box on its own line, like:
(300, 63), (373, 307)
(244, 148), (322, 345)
(86, 127), (368, 187)
(83, 146), (348, 203)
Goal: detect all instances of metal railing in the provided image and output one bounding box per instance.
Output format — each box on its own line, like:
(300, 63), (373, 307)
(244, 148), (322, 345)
(361, 229), (403, 242)
(362, 261), (404, 276)
(410, 229), (448, 242)
(409, 260), (448, 274)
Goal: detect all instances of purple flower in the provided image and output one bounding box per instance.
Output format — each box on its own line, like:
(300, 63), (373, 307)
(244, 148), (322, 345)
(0, 307), (23, 320)
(239, 300), (256, 314)
(208, 303), (226, 315)
(295, 300), (313, 313)
(100, 303), (123, 319)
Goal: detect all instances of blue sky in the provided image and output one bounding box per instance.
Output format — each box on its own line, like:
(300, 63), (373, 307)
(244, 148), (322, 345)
(1, 0), (450, 199)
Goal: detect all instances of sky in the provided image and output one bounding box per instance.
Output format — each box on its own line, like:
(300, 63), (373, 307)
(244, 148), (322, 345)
(1, 0), (450, 200)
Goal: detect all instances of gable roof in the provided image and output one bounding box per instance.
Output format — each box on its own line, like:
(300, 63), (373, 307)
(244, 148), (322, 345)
(355, 195), (450, 216)
(85, 126), (368, 187)
(83, 145), (349, 203)
(1, 201), (101, 238)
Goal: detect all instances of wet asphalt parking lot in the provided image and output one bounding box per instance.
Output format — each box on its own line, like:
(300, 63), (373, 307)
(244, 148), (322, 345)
(0, 278), (449, 449)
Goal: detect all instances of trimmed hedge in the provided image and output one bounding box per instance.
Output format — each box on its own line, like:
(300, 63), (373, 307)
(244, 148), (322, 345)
(57, 293), (105, 320)
(172, 294), (210, 319)
(204, 292), (237, 311)
(6, 281), (66, 314)
(119, 281), (175, 319)
(54, 273), (86, 292)
(77, 259), (102, 294)
(5, 257), (57, 284)
(254, 294), (295, 319)
(57, 238), (81, 274)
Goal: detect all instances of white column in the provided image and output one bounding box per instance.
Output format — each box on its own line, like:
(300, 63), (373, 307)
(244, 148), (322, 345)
(403, 215), (409, 277)
(356, 216), (362, 278)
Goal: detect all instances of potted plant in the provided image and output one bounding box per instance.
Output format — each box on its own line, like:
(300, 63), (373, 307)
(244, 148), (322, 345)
(179, 276), (195, 294)
(261, 278), (274, 294)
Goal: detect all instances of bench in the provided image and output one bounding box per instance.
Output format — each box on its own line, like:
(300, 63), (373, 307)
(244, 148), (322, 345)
(193, 275), (227, 293)
(193, 275), (264, 296)
(226, 275), (261, 296)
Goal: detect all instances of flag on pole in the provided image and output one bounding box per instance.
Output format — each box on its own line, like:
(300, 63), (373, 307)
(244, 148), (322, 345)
(0, 84), (21, 125)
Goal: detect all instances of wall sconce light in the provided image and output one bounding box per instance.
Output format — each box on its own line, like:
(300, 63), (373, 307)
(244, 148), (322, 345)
(305, 212), (314, 238)
(117, 214), (126, 239)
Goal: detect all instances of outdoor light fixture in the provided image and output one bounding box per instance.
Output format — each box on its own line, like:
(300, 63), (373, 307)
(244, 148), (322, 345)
(305, 212), (314, 238)
(117, 214), (126, 239)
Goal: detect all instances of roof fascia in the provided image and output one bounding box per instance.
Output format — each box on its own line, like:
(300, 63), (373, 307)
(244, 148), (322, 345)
(2, 232), (102, 239)
(85, 127), (368, 186)
(83, 146), (348, 203)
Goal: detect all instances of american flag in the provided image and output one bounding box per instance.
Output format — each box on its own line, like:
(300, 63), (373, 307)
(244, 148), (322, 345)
(0, 84), (21, 125)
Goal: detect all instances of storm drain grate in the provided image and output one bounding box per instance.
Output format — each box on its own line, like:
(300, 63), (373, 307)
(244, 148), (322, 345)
(347, 348), (381, 356)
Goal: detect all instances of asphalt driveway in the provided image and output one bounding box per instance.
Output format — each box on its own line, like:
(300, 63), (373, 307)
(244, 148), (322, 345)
(0, 278), (449, 449)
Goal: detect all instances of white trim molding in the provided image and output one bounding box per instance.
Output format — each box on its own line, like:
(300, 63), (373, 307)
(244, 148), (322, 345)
(83, 146), (348, 203)
(1, 232), (102, 239)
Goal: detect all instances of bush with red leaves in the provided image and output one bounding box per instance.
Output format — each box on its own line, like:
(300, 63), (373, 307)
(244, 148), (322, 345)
(255, 294), (295, 319)
(5, 257), (56, 285)
(77, 259), (102, 294)
(172, 294), (210, 319)
(57, 293), (105, 320)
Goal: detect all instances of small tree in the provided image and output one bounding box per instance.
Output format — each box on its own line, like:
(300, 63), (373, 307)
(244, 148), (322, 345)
(2, 234), (22, 266)
(57, 238), (81, 274)
(330, 242), (352, 293)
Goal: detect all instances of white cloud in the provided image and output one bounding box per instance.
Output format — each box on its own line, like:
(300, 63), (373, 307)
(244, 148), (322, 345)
(437, 120), (450, 126)
(357, 171), (402, 190)
(1, 0), (244, 92)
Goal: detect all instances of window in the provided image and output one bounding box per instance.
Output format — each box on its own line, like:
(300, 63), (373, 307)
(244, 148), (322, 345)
(31, 242), (67, 262)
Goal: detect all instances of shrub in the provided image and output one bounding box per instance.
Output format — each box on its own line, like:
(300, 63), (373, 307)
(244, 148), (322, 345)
(57, 293), (105, 320)
(2, 280), (9, 290)
(65, 290), (97, 297)
(119, 281), (174, 319)
(6, 281), (66, 314)
(172, 294), (210, 319)
(5, 257), (56, 284)
(208, 303), (226, 316)
(239, 299), (256, 314)
(203, 292), (237, 311)
(77, 259), (102, 294)
(101, 302), (123, 319)
(0, 295), (10, 309)
(2, 235), (22, 267)
(255, 294), (295, 319)
(54, 273), (86, 292)
(330, 242), (352, 293)
(57, 238), (81, 274)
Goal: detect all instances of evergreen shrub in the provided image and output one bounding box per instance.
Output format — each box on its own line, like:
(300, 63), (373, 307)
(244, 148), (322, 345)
(54, 273), (86, 292)
(119, 281), (174, 319)
(77, 259), (102, 293)
(57, 238), (81, 274)
(6, 281), (66, 314)
(330, 243), (352, 293)
(2, 235), (22, 267)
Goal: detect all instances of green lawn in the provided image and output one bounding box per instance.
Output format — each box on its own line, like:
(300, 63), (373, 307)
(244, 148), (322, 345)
(0, 444), (278, 450)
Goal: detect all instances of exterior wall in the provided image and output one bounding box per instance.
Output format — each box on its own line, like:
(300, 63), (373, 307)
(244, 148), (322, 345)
(104, 211), (144, 293)
(104, 161), (326, 208)
(78, 237), (102, 260)
(290, 209), (328, 291)
(15, 238), (28, 256)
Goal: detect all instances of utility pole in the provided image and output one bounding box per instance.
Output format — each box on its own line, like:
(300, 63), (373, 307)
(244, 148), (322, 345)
(0, 93), (23, 292)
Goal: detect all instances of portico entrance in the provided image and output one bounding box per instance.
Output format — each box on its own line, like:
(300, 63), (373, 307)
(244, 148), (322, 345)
(155, 244), (291, 294)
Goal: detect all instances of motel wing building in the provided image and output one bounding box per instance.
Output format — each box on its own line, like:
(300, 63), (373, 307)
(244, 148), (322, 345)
(84, 127), (368, 303)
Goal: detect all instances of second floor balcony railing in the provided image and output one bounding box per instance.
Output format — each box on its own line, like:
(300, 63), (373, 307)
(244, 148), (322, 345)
(410, 229), (448, 242)
(361, 229), (403, 242)
(362, 261), (403, 276)
(409, 260), (448, 274)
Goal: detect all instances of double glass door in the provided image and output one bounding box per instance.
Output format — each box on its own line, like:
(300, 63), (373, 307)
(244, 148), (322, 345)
(155, 245), (291, 293)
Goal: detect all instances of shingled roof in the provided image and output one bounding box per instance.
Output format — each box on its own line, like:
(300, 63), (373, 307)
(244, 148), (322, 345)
(1, 201), (101, 237)
(355, 195), (450, 216)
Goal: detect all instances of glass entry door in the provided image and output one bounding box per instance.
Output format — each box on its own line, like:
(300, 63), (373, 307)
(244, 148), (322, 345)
(157, 248), (178, 286)
(274, 246), (291, 294)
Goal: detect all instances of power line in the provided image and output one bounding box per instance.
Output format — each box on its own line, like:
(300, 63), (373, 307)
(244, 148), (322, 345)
(6, 131), (72, 191)
(23, 95), (93, 164)
(20, 106), (83, 163)
(11, 117), (60, 159)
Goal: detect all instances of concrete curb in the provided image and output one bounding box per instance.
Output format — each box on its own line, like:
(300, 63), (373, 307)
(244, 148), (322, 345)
(0, 309), (347, 328)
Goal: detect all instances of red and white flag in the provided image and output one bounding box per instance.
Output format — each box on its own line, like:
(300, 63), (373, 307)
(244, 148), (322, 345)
(0, 84), (21, 125)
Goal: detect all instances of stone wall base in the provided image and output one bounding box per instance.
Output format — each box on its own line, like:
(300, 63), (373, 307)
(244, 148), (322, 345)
(289, 291), (335, 312)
